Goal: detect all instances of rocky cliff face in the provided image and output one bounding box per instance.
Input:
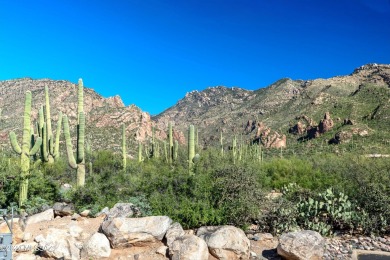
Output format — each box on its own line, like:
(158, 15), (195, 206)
(155, 64), (390, 148)
(0, 78), (165, 154)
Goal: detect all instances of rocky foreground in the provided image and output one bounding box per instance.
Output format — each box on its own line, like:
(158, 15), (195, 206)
(1, 202), (390, 260)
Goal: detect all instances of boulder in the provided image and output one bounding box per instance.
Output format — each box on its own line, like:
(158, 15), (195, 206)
(197, 225), (250, 260)
(101, 216), (172, 248)
(156, 245), (168, 256)
(68, 223), (83, 238)
(26, 208), (54, 226)
(14, 254), (38, 260)
(277, 230), (325, 260)
(106, 202), (141, 218)
(0, 218), (24, 243)
(80, 209), (90, 217)
(169, 234), (209, 260)
(53, 202), (75, 217)
(35, 228), (81, 260)
(81, 232), (111, 259)
(165, 222), (185, 248)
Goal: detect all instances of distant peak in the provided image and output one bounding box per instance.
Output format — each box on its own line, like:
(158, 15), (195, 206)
(352, 63), (390, 74)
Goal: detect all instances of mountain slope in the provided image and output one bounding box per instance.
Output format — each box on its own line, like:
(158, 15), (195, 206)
(155, 64), (390, 151)
(0, 78), (166, 155)
(1, 64), (389, 156)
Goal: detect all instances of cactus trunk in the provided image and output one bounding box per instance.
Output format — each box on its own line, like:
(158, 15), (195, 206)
(122, 124), (127, 170)
(188, 125), (195, 172)
(174, 140), (178, 161)
(220, 131), (224, 157)
(138, 142), (143, 163)
(64, 79), (86, 187)
(168, 122), (173, 164)
(9, 91), (42, 207)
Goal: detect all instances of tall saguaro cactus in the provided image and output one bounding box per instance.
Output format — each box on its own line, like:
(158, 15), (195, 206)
(188, 125), (195, 172)
(63, 79), (86, 187)
(9, 91), (42, 206)
(45, 86), (62, 161)
(168, 122), (174, 164)
(122, 124), (127, 170)
(36, 87), (63, 163)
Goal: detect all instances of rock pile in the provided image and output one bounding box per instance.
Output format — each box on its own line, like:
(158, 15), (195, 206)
(2, 203), (389, 260)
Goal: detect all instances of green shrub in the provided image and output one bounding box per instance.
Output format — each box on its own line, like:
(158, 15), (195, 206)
(257, 197), (300, 235)
(212, 164), (265, 227)
(22, 196), (51, 215)
(123, 194), (152, 217)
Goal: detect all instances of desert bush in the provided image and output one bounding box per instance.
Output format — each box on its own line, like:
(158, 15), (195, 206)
(211, 164), (265, 228)
(257, 197), (300, 235)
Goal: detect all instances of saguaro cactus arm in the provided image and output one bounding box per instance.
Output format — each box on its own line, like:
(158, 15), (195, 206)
(29, 137), (42, 155)
(10, 132), (22, 154)
(188, 125), (195, 171)
(63, 115), (77, 169)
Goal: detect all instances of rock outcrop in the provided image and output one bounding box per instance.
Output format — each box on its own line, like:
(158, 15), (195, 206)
(253, 121), (287, 148)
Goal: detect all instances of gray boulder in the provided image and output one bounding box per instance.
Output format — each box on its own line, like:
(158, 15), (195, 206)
(26, 209), (54, 226)
(81, 232), (111, 259)
(197, 225), (250, 260)
(53, 202), (75, 217)
(101, 216), (172, 248)
(277, 230), (325, 260)
(35, 228), (80, 260)
(106, 202), (141, 218)
(165, 222), (185, 248)
(169, 234), (209, 260)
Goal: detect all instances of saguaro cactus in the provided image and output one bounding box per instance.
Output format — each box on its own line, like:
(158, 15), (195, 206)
(9, 91), (42, 206)
(151, 126), (155, 158)
(188, 125), (195, 171)
(63, 79), (86, 187)
(174, 140), (178, 161)
(168, 121), (173, 164)
(36, 87), (63, 163)
(220, 131), (224, 157)
(122, 124), (127, 170)
(138, 142), (143, 163)
(45, 86), (62, 161)
(232, 135), (237, 164)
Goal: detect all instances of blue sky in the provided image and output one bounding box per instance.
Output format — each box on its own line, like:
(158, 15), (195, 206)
(1, 0), (390, 115)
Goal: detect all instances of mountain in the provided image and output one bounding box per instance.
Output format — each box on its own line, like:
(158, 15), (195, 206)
(154, 63), (390, 151)
(0, 78), (167, 156)
(1, 64), (389, 156)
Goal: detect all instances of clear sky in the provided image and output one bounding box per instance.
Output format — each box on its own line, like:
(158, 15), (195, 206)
(1, 0), (390, 115)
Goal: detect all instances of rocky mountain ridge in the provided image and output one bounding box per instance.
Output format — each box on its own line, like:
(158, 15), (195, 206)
(155, 63), (390, 150)
(1, 63), (389, 154)
(0, 78), (167, 155)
